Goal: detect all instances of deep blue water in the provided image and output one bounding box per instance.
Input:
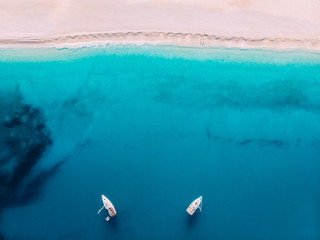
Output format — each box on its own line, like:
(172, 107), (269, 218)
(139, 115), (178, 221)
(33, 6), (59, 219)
(0, 45), (320, 240)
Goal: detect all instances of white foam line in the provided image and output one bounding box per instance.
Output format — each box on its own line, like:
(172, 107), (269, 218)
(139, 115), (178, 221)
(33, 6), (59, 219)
(46, 40), (166, 49)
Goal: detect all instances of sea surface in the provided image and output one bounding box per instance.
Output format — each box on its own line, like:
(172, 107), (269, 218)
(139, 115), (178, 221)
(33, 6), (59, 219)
(0, 45), (319, 240)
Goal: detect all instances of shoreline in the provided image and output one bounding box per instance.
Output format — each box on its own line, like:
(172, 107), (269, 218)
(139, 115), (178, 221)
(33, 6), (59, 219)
(1, 31), (320, 52)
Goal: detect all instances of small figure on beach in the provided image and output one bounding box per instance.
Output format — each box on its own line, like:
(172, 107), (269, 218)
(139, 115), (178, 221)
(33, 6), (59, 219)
(200, 37), (205, 47)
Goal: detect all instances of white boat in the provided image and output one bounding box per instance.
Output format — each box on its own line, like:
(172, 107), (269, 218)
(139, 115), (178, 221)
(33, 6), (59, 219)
(97, 194), (117, 221)
(186, 196), (202, 215)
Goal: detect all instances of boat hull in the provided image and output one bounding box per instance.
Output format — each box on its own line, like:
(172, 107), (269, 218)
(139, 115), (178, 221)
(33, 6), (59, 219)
(186, 196), (202, 215)
(102, 194), (117, 217)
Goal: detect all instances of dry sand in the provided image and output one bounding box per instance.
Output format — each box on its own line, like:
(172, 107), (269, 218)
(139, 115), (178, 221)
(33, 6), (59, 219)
(0, 0), (320, 49)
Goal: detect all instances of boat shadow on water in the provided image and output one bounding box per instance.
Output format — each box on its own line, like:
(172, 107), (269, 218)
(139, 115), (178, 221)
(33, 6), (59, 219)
(102, 215), (119, 234)
(186, 211), (201, 230)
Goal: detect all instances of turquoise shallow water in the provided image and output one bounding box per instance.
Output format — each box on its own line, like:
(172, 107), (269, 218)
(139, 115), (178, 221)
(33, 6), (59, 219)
(0, 45), (320, 240)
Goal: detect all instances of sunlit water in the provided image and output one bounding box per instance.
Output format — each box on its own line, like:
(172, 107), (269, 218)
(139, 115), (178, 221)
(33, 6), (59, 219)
(0, 45), (320, 240)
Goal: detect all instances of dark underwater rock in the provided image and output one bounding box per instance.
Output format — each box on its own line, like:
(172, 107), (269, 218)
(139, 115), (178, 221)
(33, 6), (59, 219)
(0, 94), (52, 207)
(9, 160), (64, 207)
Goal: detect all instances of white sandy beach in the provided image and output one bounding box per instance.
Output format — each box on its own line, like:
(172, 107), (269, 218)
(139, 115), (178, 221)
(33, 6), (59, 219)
(0, 0), (320, 49)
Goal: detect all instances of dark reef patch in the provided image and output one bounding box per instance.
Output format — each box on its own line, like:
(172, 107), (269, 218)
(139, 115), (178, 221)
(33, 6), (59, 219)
(0, 93), (63, 240)
(0, 92), (62, 239)
(205, 126), (296, 149)
(6, 160), (64, 207)
(0, 93), (51, 206)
